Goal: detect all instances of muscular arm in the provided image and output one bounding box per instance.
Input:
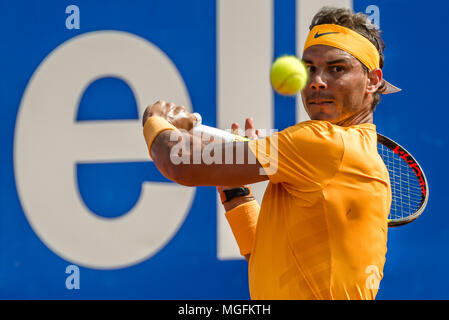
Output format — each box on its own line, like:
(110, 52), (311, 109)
(143, 101), (263, 263)
(151, 129), (268, 187)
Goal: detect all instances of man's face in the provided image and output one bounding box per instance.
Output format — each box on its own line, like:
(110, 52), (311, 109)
(301, 45), (370, 124)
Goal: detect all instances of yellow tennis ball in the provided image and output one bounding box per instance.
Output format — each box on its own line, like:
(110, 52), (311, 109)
(270, 55), (308, 96)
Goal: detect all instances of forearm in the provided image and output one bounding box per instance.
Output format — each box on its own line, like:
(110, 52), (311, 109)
(143, 116), (207, 184)
(145, 117), (267, 186)
(150, 129), (197, 183)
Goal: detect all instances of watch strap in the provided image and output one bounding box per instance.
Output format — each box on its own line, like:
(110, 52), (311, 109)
(220, 187), (252, 204)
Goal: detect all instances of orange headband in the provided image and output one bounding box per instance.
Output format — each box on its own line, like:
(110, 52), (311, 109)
(303, 24), (401, 94)
(304, 24), (379, 70)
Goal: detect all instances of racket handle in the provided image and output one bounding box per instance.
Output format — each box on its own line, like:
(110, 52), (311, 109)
(192, 113), (248, 142)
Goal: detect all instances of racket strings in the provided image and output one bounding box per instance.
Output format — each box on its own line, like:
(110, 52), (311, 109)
(378, 143), (423, 222)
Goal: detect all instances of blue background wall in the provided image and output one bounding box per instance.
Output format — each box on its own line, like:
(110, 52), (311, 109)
(0, 0), (447, 299)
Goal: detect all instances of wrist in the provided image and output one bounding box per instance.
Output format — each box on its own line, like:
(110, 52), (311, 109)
(223, 195), (256, 212)
(220, 187), (254, 211)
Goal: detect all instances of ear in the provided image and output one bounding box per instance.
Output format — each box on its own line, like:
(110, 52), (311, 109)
(366, 68), (383, 94)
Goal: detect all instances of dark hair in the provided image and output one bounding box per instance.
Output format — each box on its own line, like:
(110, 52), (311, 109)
(309, 7), (386, 111)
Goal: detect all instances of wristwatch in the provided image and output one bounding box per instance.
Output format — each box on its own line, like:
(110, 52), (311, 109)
(220, 187), (252, 204)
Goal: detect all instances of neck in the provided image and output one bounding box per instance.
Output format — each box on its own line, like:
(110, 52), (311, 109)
(333, 108), (373, 127)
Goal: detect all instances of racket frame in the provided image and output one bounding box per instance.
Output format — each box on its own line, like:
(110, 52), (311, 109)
(377, 133), (429, 227)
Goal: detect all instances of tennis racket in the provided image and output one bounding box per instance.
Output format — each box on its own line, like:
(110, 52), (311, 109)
(377, 133), (429, 227)
(192, 113), (429, 227)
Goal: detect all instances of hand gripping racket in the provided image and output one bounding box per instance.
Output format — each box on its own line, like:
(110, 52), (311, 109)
(192, 113), (429, 227)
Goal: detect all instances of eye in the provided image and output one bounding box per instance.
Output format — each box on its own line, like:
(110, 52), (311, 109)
(331, 65), (344, 72)
(307, 65), (316, 73)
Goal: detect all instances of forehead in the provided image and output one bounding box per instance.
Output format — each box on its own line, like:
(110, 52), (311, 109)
(302, 45), (359, 65)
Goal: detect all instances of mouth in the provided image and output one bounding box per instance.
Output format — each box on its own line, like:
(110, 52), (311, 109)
(307, 100), (334, 106)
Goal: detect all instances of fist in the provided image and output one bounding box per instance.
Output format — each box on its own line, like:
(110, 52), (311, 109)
(142, 100), (197, 131)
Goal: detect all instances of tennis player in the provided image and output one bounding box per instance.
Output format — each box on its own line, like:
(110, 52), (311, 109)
(142, 7), (400, 299)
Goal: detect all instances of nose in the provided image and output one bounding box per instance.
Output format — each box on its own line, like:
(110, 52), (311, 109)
(309, 72), (327, 91)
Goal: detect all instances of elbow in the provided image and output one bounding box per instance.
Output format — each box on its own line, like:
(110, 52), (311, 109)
(164, 163), (197, 187)
(175, 178), (197, 187)
(174, 166), (199, 186)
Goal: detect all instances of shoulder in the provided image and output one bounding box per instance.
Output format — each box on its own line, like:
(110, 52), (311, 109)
(286, 120), (341, 133)
(279, 120), (344, 148)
